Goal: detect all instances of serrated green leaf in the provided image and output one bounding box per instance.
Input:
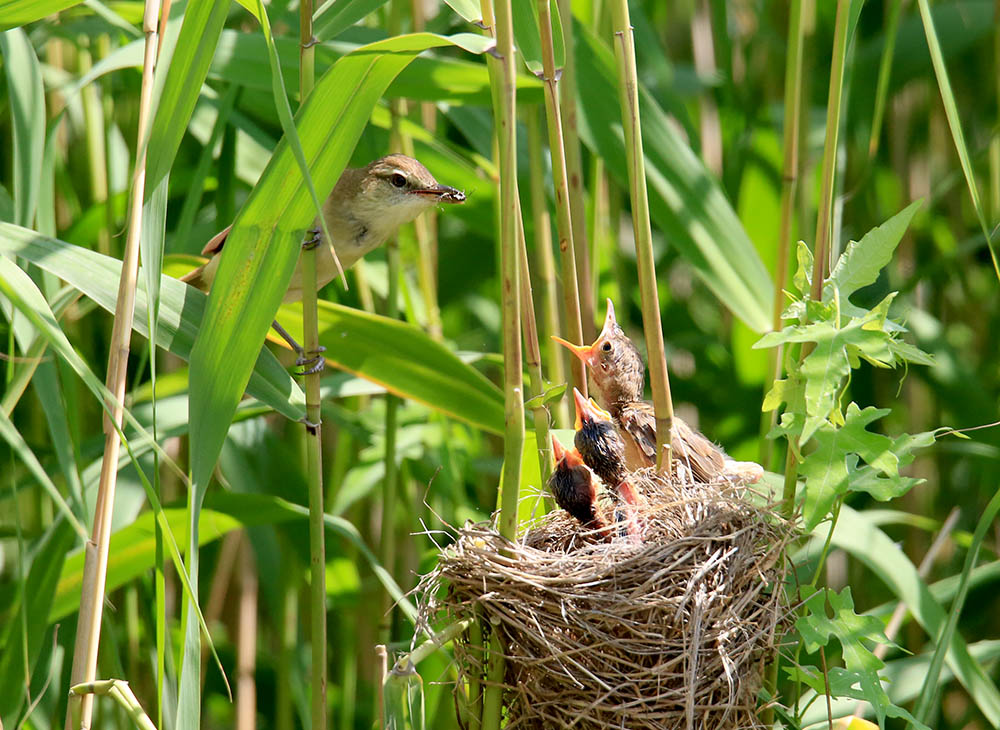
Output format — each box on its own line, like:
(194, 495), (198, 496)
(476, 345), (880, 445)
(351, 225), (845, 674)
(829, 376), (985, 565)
(823, 507), (1000, 724)
(793, 240), (813, 295)
(826, 202), (922, 303)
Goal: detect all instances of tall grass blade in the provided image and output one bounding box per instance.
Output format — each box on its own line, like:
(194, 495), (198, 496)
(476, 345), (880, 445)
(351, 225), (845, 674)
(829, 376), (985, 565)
(0, 28), (45, 228)
(915, 0), (1000, 281)
(0, 224), (306, 420)
(144, 0), (230, 197)
(914, 486), (1000, 722)
(827, 506), (1000, 723)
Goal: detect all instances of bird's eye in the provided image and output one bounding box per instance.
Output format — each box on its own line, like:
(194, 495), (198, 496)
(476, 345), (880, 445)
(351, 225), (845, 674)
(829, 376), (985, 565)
(390, 173), (407, 188)
(601, 341), (613, 353)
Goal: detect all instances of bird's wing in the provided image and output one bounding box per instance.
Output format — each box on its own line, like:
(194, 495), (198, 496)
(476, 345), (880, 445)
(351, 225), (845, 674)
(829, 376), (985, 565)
(200, 224), (233, 256)
(618, 402), (727, 483)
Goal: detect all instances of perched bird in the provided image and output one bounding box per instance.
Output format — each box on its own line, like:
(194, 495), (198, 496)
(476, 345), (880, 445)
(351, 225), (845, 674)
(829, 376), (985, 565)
(555, 299), (762, 484)
(547, 435), (609, 537)
(182, 154), (465, 371)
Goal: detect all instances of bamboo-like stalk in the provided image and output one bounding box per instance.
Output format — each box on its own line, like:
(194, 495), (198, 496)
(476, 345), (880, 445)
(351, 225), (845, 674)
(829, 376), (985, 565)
(690, 0), (722, 176)
(760, 0), (806, 471)
(298, 2), (327, 728)
(517, 196), (553, 489)
(554, 0), (596, 340)
(993, 0), (1000, 222)
(70, 680), (157, 730)
(481, 0), (524, 720)
(526, 106), (570, 428)
(537, 0), (588, 398)
(809, 0), (850, 302)
(607, 0), (674, 470)
(781, 0), (851, 517)
(236, 537), (258, 730)
(65, 2), (161, 727)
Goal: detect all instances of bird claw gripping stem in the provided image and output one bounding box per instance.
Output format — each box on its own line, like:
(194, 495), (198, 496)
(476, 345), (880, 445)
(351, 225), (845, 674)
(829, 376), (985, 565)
(301, 227), (322, 250)
(295, 346), (327, 376)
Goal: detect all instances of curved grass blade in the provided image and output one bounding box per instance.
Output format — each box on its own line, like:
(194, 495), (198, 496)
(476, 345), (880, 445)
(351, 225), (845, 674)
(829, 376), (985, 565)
(273, 301), (504, 434)
(49, 493), (416, 622)
(0, 408), (88, 540)
(0, 27), (45, 227)
(188, 31), (493, 491)
(144, 0), (230, 198)
(0, 254), (231, 697)
(914, 486), (1000, 723)
(0, 223), (306, 421)
(825, 506), (1000, 724)
(915, 0), (1000, 282)
(0, 0), (84, 30)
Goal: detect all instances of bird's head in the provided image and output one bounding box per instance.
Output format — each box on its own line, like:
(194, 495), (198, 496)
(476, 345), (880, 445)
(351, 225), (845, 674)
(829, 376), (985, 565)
(572, 387), (614, 431)
(352, 154), (465, 229)
(553, 299), (645, 405)
(551, 434), (585, 469)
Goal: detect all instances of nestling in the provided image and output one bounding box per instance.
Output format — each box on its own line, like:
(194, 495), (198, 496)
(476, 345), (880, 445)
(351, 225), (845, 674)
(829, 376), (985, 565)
(572, 388), (641, 542)
(555, 299), (762, 484)
(547, 435), (609, 538)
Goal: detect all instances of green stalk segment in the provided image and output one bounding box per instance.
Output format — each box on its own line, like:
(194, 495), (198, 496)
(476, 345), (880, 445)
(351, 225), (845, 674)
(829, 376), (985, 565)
(480, 0), (524, 722)
(298, 1), (326, 728)
(761, 0), (806, 470)
(537, 0), (588, 399)
(607, 0), (674, 470)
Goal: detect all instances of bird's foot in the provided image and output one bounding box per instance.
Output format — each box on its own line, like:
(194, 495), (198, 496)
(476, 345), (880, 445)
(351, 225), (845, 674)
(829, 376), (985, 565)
(295, 345), (327, 375)
(302, 226), (322, 250)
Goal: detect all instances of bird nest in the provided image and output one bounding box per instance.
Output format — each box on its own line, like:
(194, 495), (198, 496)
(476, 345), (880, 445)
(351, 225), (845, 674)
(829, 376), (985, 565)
(415, 470), (796, 730)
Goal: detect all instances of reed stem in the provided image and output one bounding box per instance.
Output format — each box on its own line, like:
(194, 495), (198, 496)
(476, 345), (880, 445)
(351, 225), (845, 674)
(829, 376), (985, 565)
(526, 106), (570, 428)
(761, 0), (806, 471)
(517, 196), (553, 488)
(481, 0), (524, 720)
(537, 0), (588, 399)
(298, 1), (327, 727)
(608, 0), (674, 470)
(65, 2), (161, 726)
(554, 0), (595, 341)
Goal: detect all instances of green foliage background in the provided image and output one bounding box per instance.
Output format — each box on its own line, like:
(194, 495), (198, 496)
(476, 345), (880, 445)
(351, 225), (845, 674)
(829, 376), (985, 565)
(1, 0), (999, 728)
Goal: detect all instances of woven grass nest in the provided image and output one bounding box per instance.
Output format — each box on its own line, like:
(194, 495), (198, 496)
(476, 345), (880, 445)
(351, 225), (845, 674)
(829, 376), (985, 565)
(416, 469), (796, 730)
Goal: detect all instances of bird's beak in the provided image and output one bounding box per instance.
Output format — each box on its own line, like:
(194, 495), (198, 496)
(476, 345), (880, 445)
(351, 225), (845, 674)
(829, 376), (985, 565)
(412, 184), (466, 204)
(552, 336), (598, 368)
(572, 387), (591, 431)
(573, 387), (612, 431)
(551, 433), (567, 461)
(551, 434), (583, 468)
(552, 299), (619, 368)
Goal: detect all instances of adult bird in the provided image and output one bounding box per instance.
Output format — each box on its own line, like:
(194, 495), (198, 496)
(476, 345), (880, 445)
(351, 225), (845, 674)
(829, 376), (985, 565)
(548, 435), (609, 538)
(555, 299), (762, 484)
(182, 154), (465, 372)
(572, 389), (641, 541)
